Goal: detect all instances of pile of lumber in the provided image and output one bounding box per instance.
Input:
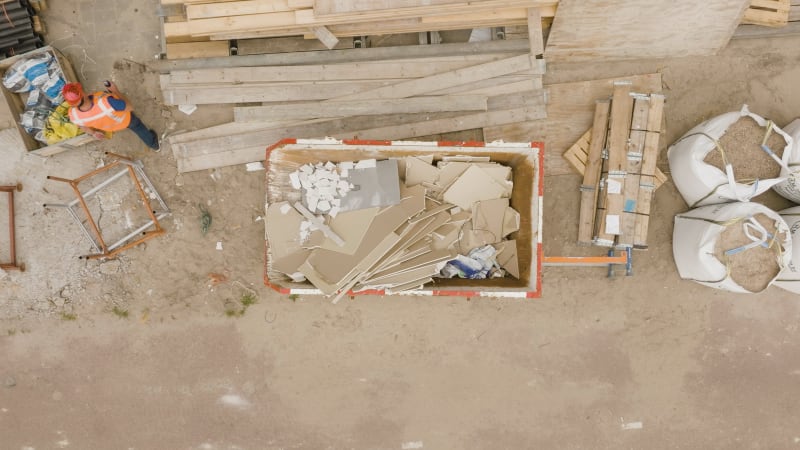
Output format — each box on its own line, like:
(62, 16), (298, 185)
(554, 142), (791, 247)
(0, 0), (46, 58)
(164, 40), (548, 173)
(159, 0), (556, 58)
(576, 81), (665, 249)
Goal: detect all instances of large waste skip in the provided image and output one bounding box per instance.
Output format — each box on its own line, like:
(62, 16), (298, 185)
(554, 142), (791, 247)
(263, 138), (543, 299)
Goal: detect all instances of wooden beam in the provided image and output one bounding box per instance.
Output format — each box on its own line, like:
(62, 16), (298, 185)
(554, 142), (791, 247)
(234, 95), (489, 121)
(311, 25), (339, 49)
(331, 54), (536, 101)
(527, 8), (545, 57)
(166, 41), (230, 59)
(600, 82), (633, 239)
(185, 0), (296, 20)
(162, 79), (407, 105)
(152, 39), (532, 72)
(577, 100), (610, 245)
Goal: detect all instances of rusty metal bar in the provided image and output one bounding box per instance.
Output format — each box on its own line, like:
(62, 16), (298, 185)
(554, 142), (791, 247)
(44, 156), (170, 261)
(0, 184), (23, 271)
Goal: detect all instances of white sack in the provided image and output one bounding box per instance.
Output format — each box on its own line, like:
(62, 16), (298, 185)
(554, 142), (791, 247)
(774, 206), (800, 294)
(667, 105), (794, 207)
(673, 202), (791, 293)
(772, 119), (800, 202)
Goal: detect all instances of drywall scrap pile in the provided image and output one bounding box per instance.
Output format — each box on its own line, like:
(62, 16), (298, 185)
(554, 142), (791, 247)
(265, 155), (521, 301)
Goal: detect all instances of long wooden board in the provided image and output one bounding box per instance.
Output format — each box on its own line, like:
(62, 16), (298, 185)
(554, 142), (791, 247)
(545, 0), (751, 61)
(178, 105), (547, 172)
(234, 95), (489, 121)
(577, 100), (609, 245)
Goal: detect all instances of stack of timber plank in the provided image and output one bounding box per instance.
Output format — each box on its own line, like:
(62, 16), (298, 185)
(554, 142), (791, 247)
(0, 0), (46, 58)
(576, 81), (664, 250)
(159, 0), (557, 56)
(164, 39), (548, 173)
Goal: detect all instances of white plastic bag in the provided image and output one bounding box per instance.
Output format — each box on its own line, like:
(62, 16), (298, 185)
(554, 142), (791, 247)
(774, 206), (800, 294)
(772, 119), (800, 203)
(667, 105), (794, 207)
(673, 202), (791, 293)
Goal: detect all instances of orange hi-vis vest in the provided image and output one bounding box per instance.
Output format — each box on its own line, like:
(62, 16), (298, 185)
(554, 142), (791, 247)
(68, 92), (131, 132)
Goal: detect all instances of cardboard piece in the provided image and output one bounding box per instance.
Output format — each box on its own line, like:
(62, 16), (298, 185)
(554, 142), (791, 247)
(472, 198), (509, 244)
(443, 165), (508, 210)
(494, 240), (520, 279)
(405, 156), (441, 186)
(266, 201), (305, 260)
(320, 207), (381, 254)
(502, 207), (521, 237)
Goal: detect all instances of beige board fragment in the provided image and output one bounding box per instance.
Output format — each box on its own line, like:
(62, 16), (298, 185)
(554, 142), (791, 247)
(319, 207), (381, 254)
(502, 207), (521, 237)
(265, 201), (304, 260)
(473, 198), (509, 244)
(494, 240), (520, 279)
(272, 249), (311, 277)
(405, 156), (441, 186)
(443, 165), (508, 210)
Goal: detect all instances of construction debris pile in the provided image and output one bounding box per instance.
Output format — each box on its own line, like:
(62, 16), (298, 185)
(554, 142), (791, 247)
(266, 154), (522, 301)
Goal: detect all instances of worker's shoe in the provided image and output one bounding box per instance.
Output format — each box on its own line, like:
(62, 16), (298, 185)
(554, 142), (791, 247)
(149, 130), (161, 152)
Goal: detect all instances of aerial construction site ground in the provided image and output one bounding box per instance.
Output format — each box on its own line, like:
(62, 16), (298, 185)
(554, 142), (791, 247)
(1, 1), (800, 449)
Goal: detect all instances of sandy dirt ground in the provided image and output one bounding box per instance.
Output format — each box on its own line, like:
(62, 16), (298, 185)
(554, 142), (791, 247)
(1, 1), (800, 449)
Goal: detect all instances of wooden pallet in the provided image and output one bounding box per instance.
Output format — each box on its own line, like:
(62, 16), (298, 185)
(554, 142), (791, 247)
(563, 128), (667, 189)
(573, 88), (665, 249)
(742, 0), (791, 27)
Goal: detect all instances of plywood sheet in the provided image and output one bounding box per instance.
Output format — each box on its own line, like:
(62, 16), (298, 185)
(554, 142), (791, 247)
(545, 0), (751, 61)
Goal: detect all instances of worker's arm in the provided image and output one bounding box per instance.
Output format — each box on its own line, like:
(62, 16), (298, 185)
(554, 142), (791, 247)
(78, 125), (107, 140)
(105, 81), (133, 113)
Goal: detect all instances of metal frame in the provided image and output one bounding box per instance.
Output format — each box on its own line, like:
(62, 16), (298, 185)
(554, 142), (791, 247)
(542, 249), (633, 277)
(44, 152), (170, 260)
(0, 183), (23, 271)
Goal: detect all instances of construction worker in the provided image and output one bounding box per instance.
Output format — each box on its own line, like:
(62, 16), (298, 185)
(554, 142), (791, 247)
(61, 81), (160, 151)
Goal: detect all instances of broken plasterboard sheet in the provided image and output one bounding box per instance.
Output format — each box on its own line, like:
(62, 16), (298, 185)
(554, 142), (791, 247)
(365, 249), (454, 284)
(386, 277), (432, 294)
(319, 207), (381, 254)
(360, 264), (442, 289)
(473, 198), (510, 244)
(502, 207), (521, 237)
(494, 240), (520, 279)
(272, 249), (312, 278)
(458, 227), (497, 254)
(399, 184), (427, 218)
(405, 156), (441, 187)
(266, 201), (305, 260)
(442, 155), (492, 163)
(304, 196), (414, 290)
(431, 223), (460, 251)
(443, 165), (508, 210)
(340, 159), (401, 212)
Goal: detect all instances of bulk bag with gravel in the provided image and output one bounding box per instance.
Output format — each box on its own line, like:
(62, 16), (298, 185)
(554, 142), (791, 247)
(774, 206), (800, 294)
(668, 105), (794, 207)
(772, 119), (800, 202)
(673, 202), (791, 293)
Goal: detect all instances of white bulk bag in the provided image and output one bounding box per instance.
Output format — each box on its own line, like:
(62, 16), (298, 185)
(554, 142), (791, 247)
(668, 105), (794, 207)
(774, 206), (800, 294)
(673, 202), (791, 294)
(772, 119), (800, 202)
